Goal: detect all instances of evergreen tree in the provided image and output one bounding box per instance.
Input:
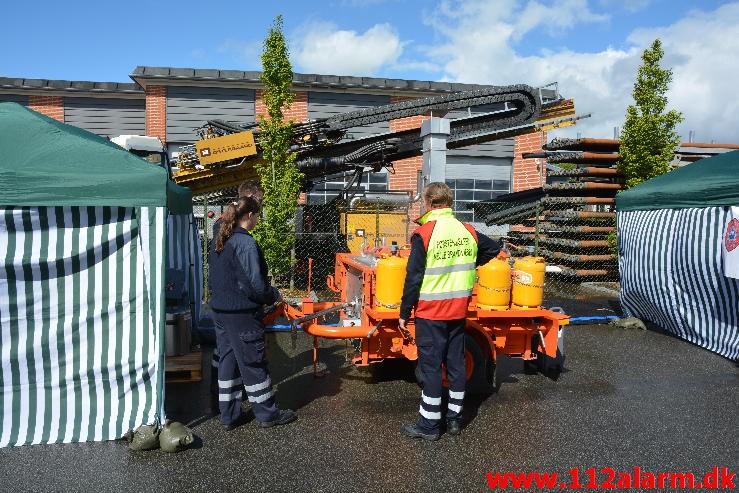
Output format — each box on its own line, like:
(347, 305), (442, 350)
(253, 15), (303, 280)
(618, 39), (683, 189)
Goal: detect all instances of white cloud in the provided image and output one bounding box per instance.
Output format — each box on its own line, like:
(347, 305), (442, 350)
(291, 21), (404, 76)
(515, 0), (609, 40)
(627, 3), (739, 143)
(423, 0), (739, 143)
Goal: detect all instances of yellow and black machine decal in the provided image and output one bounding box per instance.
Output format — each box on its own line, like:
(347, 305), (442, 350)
(195, 131), (257, 166)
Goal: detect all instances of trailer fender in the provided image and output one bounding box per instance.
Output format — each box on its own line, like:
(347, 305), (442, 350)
(464, 324), (497, 394)
(465, 322), (496, 363)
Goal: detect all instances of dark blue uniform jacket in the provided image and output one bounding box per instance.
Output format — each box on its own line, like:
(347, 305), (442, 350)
(208, 227), (279, 312)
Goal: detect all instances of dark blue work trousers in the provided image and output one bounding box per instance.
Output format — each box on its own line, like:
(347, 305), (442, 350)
(213, 311), (279, 425)
(415, 318), (466, 433)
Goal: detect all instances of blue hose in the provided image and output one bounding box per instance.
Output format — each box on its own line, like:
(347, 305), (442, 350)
(568, 315), (618, 324)
(265, 323), (339, 332)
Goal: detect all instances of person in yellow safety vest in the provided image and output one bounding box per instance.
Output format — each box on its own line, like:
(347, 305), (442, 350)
(399, 182), (501, 440)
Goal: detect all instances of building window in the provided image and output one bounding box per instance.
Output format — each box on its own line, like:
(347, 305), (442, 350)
(307, 171), (389, 204)
(446, 178), (510, 222)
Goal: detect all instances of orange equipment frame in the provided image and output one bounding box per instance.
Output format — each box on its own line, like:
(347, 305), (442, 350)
(278, 252), (569, 387)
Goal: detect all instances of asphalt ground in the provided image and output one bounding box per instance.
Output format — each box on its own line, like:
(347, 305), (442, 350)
(0, 320), (737, 492)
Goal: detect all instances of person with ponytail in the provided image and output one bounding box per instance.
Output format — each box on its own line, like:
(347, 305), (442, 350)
(209, 181), (264, 413)
(208, 196), (297, 430)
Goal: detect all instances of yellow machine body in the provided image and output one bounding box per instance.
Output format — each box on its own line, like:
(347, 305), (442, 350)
(375, 254), (408, 312)
(341, 211), (409, 254)
(511, 256), (545, 309)
(476, 258), (511, 310)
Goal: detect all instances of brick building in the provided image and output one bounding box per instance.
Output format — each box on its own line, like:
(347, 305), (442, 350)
(0, 66), (546, 225)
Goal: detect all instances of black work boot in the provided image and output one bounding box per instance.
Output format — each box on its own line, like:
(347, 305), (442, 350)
(446, 419), (462, 436)
(259, 409), (297, 428)
(401, 423), (440, 441)
(223, 412), (251, 431)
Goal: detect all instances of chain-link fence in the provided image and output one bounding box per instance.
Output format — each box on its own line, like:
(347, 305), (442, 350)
(193, 195), (620, 305)
(194, 198), (411, 300)
(473, 196), (620, 302)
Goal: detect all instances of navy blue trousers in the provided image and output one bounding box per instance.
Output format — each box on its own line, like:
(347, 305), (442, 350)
(414, 318), (466, 433)
(213, 311), (279, 425)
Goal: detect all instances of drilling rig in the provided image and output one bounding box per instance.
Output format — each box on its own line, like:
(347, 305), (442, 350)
(171, 83), (581, 200)
(181, 83), (582, 391)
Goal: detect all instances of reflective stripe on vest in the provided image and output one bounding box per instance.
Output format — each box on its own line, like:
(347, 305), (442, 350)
(418, 209), (478, 305)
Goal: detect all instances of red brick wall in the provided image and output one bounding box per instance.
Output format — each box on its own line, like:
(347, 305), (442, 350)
(255, 90), (308, 124)
(28, 95), (63, 121)
(255, 89), (266, 122)
(285, 91), (308, 122)
(512, 131), (547, 192)
(145, 85), (166, 144)
(389, 96), (429, 223)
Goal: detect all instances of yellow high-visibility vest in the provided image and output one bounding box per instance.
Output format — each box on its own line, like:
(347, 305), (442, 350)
(415, 208), (477, 318)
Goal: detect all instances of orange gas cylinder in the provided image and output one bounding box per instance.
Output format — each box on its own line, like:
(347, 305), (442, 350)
(476, 257), (511, 310)
(511, 256), (545, 309)
(375, 253), (407, 312)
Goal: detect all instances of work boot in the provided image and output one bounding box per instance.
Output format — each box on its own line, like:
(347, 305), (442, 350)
(259, 409), (297, 428)
(223, 412), (251, 432)
(401, 423), (440, 441)
(446, 419), (462, 436)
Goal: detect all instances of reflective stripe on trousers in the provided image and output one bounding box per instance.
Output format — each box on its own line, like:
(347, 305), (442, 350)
(448, 389), (465, 414)
(414, 318), (466, 433)
(213, 311), (279, 425)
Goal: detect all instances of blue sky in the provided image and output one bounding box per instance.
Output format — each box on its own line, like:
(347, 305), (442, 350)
(2, 0), (738, 142)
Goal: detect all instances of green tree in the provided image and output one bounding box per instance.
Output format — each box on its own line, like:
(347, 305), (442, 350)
(618, 39), (683, 189)
(252, 15), (303, 280)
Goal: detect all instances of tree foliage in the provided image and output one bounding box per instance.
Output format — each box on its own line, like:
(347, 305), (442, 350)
(618, 39), (683, 189)
(252, 15), (303, 279)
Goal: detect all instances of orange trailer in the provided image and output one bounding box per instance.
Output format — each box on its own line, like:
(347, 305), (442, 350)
(279, 251), (569, 393)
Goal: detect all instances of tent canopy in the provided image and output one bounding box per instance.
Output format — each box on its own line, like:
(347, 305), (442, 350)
(166, 179), (193, 215)
(617, 150), (739, 212)
(0, 102), (190, 210)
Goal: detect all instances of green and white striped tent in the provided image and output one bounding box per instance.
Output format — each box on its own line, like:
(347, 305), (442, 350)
(0, 102), (187, 447)
(617, 150), (739, 361)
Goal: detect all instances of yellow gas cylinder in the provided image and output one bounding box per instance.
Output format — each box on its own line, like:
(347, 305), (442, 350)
(476, 257), (511, 310)
(511, 256), (545, 309)
(375, 253), (407, 312)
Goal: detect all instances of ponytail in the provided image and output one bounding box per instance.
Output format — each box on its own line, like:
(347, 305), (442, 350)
(214, 196), (261, 253)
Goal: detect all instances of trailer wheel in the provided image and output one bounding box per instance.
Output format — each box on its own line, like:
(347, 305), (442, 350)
(528, 330), (565, 380)
(465, 334), (496, 395)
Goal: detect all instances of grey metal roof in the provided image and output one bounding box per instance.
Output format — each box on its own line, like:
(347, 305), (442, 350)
(0, 66), (562, 99)
(129, 65), (491, 93)
(0, 77), (142, 94)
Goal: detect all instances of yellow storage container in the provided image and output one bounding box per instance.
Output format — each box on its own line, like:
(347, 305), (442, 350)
(511, 256), (545, 309)
(375, 254), (408, 311)
(476, 257), (511, 310)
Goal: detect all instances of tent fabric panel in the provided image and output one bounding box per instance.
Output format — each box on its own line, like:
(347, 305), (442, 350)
(166, 180), (193, 215)
(619, 208), (739, 360)
(167, 213), (203, 325)
(0, 206), (165, 447)
(138, 206), (167, 426)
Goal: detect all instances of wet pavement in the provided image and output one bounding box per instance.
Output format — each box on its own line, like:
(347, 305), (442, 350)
(0, 322), (737, 492)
